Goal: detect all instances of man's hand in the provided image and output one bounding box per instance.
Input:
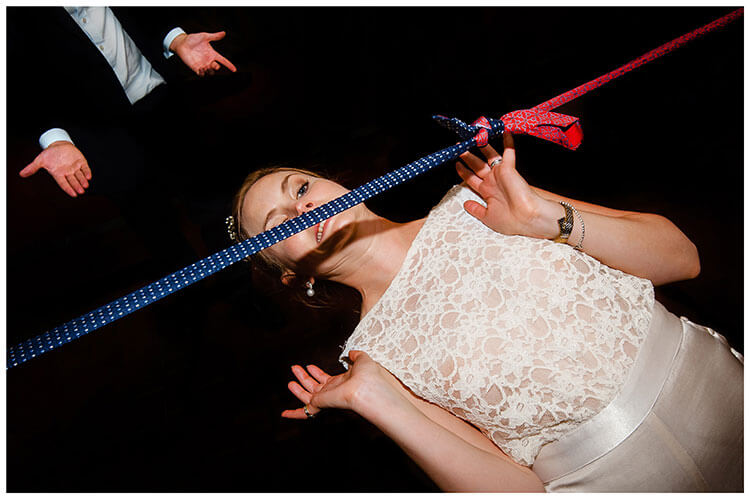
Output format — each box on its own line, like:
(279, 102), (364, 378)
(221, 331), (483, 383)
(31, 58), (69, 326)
(19, 141), (91, 197)
(170, 31), (237, 76)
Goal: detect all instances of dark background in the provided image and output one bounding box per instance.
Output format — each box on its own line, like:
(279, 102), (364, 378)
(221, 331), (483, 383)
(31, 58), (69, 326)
(6, 7), (743, 492)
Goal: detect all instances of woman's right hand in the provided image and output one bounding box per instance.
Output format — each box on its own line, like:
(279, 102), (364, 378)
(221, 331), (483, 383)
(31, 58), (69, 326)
(281, 350), (400, 419)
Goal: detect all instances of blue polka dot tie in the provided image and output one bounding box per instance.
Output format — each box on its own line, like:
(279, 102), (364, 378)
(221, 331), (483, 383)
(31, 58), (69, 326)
(10, 6), (742, 369)
(7, 116), (505, 369)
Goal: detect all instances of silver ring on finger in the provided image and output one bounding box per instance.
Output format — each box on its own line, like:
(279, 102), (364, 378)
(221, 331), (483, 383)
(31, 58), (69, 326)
(489, 158), (503, 168)
(303, 405), (315, 419)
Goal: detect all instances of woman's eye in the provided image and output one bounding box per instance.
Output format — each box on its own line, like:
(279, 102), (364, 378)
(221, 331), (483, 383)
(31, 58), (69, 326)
(296, 181), (309, 199)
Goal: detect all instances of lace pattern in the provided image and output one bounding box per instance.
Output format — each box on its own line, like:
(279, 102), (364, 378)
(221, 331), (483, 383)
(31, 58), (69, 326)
(340, 184), (655, 466)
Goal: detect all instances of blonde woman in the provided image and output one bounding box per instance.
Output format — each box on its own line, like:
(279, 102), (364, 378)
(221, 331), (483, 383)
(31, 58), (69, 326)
(231, 133), (742, 492)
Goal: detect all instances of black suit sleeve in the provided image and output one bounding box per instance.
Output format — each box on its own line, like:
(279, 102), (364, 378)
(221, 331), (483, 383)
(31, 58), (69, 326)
(113, 7), (236, 81)
(7, 7), (133, 143)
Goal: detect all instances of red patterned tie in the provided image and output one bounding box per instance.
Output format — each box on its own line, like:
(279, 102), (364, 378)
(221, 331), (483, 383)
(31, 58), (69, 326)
(497, 8), (742, 150)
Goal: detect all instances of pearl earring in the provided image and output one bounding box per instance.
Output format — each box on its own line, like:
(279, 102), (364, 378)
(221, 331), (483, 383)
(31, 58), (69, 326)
(305, 281), (315, 297)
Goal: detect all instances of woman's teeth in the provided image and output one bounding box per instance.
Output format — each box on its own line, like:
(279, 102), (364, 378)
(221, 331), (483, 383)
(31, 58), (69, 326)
(316, 220), (326, 243)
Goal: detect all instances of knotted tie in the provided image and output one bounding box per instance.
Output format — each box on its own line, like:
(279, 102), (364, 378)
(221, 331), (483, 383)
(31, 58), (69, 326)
(8, 8), (742, 369)
(486, 8), (742, 151)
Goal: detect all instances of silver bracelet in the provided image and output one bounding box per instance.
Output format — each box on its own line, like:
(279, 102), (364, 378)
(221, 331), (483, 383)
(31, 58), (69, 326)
(560, 201), (585, 250)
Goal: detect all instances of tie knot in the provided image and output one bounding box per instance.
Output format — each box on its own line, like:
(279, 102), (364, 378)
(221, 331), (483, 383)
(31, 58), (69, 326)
(432, 115), (504, 147)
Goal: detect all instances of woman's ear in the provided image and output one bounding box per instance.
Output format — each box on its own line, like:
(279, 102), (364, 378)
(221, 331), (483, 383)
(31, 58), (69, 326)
(280, 271), (296, 286)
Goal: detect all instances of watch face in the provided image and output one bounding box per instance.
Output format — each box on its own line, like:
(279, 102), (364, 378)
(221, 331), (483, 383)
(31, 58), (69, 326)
(557, 204), (574, 239)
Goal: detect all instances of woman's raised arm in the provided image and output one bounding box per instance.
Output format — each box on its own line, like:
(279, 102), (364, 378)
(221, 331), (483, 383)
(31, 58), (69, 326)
(283, 351), (545, 492)
(455, 133), (700, 286)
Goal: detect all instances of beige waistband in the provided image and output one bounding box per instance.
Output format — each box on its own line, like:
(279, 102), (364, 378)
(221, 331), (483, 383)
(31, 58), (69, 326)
(531, 300), (684, 484)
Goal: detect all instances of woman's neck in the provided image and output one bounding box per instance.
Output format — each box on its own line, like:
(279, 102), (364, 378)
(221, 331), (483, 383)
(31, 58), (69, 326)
(329, 216), (426, 319)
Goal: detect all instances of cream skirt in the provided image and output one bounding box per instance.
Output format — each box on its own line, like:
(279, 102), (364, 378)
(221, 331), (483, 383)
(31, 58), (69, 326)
(533, 301), (743, 492)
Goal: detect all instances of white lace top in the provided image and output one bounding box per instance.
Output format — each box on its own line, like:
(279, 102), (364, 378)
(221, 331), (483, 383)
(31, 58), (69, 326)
(340, 184), (655, 466)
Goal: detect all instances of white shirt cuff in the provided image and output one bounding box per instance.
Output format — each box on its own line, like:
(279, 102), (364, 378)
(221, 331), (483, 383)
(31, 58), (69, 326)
(163, 27), (186, 59)
(39, 128), (73, 149)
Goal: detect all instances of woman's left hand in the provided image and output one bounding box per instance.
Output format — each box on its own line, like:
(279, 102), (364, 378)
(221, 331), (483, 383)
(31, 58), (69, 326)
(456, 133), (561, 239)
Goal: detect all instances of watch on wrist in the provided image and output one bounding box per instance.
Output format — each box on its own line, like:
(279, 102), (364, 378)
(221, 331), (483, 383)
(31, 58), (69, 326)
(553, 202), (574, 243)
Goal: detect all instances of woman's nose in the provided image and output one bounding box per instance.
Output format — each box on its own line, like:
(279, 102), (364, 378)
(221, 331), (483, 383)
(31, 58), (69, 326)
(296, 200), (315, 215)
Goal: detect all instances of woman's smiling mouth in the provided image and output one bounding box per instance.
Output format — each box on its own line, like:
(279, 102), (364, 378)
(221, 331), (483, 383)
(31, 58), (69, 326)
(316, 219), (328, 244)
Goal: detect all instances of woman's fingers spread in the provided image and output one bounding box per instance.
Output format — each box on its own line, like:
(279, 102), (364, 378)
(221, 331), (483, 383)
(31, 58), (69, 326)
(479, 143), (503, 166)
(459, 151), (492, 178)
(456, 162), (483, 193)
(282, 403), (320, 419)
(287, 380), (312, 404)
(281, 408), (309, 420)
(464, 200), (488, 222)
(502, 133), (516, 168)
(307, 365), (331, 384)
(501, 147), (516, 170)
(292, 365), (318, 392)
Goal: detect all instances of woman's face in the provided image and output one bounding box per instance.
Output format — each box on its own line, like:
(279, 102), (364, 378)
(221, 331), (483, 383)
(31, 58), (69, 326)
(241, 171), (364, 276)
